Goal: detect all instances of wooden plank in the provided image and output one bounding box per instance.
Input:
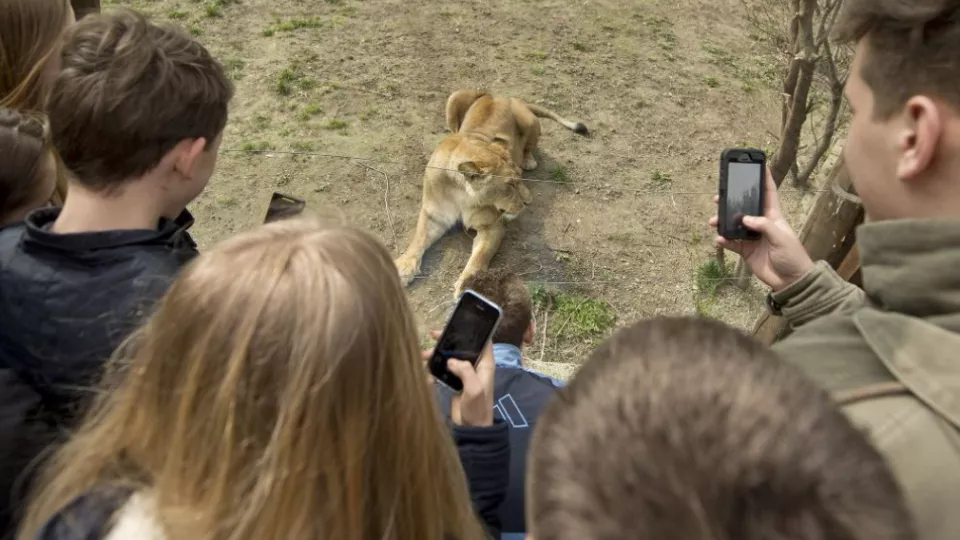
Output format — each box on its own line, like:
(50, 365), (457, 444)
(837, 243), (862, 287)
(752, 156), (864, 345)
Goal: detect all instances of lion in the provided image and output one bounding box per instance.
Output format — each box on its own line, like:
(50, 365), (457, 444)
(394, 89), (589, 295)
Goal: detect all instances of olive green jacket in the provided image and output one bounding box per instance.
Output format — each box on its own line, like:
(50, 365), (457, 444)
(772, 219), (960, 540)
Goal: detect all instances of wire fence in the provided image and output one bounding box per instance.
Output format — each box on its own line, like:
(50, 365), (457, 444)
(215, 147), (818, 291)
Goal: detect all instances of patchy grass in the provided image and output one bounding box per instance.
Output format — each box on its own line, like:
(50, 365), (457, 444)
(252, 115), (270, 130)
(291, 140), (316, 151)
(550, 164), (570, 183)
(271, 17), (323, 33)
(262, 28), (275, 37)
(694, 259), (732, 314)
(298, 103), (324, 121)
(703, 76), (720, 88)
(324, 119), (348, 130)
(275, 66), (316, 96)
(531, 286), (616, 343)
(531, 66), (546, 76)
(651, 170), (673, 187)
(224, 57), (245, 80)
(239, 140), (271, 153)
(167, 9), (188, 20)
(572, 41), (589, 52)
(217, 195), (239, 207)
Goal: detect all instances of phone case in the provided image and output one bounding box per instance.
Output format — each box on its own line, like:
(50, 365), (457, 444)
(718, 148), (765, 241)
(431, 289), (503, 392)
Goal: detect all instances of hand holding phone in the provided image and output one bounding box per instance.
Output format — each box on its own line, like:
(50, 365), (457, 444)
(427, 290), (502, 425)
(709, 152), (814, 291)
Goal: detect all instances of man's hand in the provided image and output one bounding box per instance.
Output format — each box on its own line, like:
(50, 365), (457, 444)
(422, 330), (496, 427)
(709, 167), (815, 292)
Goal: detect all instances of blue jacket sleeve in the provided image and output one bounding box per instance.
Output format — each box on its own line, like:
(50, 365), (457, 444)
(452, 420), (510, 539)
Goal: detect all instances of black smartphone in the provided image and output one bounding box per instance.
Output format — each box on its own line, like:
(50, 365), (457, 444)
(718, 148), (766, 241)
(263, 192), (306, 224)
(429, 290), (503, 392)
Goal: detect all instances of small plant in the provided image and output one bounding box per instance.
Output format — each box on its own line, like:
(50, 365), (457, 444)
(204, 4), (222, 17)
(703, 76), (720, 88)
(532, 66), (546, 76)
(224, 57), (245, 79)
(239, 140), (270, 153)
(572, 41), (588, 52)
(550, 164), (570, 183)
(532, 50), (548, 60)
(651, 170), (672, 186)
(217, 195), (239, 207)
(298, 103), (323, 121)
(531, 286), (616, 343)
(168, 9), (188, 20)
(262, 28), (275, 37)
(324, 119), (347, 130)
(188, 25), (203, 36)
(291, 140), (316, 151)
(252, 115), (270, 129)
(274, 17), (323, 32)
(694, 259), (732, 314)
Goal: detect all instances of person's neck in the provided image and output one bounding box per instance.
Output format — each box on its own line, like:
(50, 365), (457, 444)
(52, 181), (167, 234)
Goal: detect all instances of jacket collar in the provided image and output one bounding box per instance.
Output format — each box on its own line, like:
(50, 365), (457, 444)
(493, 343), (523, 369)
(21, 207), (196, 253)
(858, 218), (960, 333)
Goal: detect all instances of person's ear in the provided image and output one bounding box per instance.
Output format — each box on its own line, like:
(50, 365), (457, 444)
(523, 319), (536, 345)
(897, 96), (941, 181)
(173, 137), (209, 180)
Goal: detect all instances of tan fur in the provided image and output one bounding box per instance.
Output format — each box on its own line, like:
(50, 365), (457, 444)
(395, 89), (588, 294)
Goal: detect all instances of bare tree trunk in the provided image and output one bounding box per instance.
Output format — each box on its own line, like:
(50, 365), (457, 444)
(715, 245), (726, 270)
(772, 0), (817, 187)
(733, 256), (752, 290)
(796, 83), (842, 185)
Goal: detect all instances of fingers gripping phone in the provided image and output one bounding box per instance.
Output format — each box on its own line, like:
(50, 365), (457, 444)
(263, 192), (306, 224)
(718, 148), (766, 241)
(429, 290), (503, 392)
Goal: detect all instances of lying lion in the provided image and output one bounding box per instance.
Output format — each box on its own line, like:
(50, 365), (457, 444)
(394, 89), (589, 294)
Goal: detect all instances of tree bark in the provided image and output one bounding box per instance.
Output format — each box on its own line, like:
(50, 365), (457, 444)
(752, 156), (864, 345)
(71, 0), (101, 20)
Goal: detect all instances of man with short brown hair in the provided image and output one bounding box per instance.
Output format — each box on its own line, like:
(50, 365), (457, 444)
(0, 8), (233, 420)
(435, 269), (560, 539)
(712, 1), (960, 537)
(528, 317), (916, 540)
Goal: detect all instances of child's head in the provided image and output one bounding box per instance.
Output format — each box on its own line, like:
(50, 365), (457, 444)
(21, 219), (488, 540)
(47, 8), (233, 217)
(461, 269), (534, 347)
(0, 108), (60, 225)
(528, 316), (915, 540)
(0, 0), (75, 111)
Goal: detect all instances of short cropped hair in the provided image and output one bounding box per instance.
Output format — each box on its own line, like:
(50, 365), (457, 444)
(46, 8), (233, 191)
(528, 316), (915, 540)
(461, 269), (532, 347)
(834, 0), (960, 119)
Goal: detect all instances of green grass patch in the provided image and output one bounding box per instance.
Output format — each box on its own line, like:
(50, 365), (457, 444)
(168, 9), (188, 20)
(531, 66), (546, 76)
(531, 286), (616, 343)
(298, 103), (323, 121)
(275, 66), (316, 96)
(651, 170), (672, 187)
(262, 28), (275, 37)
(549, 164), (570, 183)
(273, 17), (323, 33)
(703, 76), (720, 88)
(324, 119), (347, 130)
(694, 259), (732, 315)
(291, 140), (316, 151)
(239, 140), (270, 153)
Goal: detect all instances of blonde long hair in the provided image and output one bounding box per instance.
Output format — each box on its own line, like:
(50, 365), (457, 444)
(20, 219), (488, 540)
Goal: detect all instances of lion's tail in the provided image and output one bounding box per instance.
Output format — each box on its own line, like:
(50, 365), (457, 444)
(526, 103), (589, 136)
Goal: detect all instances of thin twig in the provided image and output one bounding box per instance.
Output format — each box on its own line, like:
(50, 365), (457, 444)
(539, 307), (549, 363)
(357, 163), (398, 249)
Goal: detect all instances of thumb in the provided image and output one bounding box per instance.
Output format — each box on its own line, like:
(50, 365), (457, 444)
(741, 215), (774, 235)
(446, 358), (481, 395)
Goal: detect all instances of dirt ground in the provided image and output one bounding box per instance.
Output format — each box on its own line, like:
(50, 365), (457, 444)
(111, 0), (823, 377)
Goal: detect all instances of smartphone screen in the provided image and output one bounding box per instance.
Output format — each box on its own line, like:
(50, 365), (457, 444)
(264, 192), (306, 224)
(429, 290), (503, 392)
(723, 160), (763, 238)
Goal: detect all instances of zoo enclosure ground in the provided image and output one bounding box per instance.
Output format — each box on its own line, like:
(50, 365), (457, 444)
(110, 0), (825, 378)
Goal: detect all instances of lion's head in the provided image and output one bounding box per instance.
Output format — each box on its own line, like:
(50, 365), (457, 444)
(457, 147), (531, 220)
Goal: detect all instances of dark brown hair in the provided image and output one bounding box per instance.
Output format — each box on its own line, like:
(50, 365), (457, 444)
(0, 108), (58, 225)
(461, 269), (532, 347)
(528, 316), (916, 540)
(834, 0), (960, 118)
(46, 8), (233, 191)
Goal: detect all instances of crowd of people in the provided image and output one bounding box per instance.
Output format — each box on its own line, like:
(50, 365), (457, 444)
(0, 0), (957, 538)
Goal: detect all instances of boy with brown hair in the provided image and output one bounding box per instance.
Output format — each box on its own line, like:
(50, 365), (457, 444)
(434, 269), (560, 539)
(0, 8), (233, 420)
(527, 317), (916, 540)
(711, 1), (960, 536)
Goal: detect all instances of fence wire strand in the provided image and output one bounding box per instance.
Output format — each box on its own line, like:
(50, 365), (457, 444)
(220, 148), (828, 195)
